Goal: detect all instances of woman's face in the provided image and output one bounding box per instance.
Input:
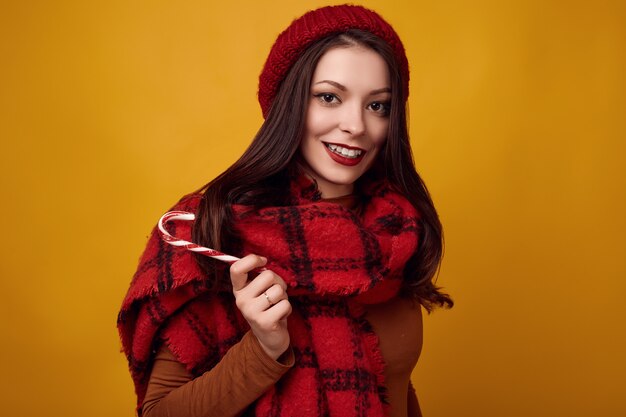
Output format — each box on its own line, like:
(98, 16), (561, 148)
(299, 45), (391, 198)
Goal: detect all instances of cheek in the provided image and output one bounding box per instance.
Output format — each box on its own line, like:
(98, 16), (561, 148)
(370, 120), (389, 149)
(306, 105), (336, 135)
(371, 140), (386, 162)
(304, 106), (316, 133)
(299, 132), (315, 158)
(305, 104), (319, 134)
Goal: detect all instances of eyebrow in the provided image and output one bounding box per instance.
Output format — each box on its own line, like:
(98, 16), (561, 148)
(313, 80), (391, 95)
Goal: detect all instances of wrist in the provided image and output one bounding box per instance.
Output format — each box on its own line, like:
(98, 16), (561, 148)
(258, 340), (288, 361)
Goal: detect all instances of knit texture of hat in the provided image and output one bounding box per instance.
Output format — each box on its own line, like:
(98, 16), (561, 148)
(258, 4), (409, 118)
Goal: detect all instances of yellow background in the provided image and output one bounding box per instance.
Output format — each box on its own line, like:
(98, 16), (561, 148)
(1, 0), (624, 416)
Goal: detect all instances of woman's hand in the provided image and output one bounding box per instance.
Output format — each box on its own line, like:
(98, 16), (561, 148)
(230, 254), (292, 360)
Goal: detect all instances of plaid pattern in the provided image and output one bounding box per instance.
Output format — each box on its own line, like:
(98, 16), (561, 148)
(118, 178), (420, 417)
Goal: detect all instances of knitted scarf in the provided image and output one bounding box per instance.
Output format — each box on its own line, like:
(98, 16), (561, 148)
(118, 176), (421, 417)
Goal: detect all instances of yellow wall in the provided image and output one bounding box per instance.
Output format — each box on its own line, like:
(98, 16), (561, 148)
(1, 1), (624, 416)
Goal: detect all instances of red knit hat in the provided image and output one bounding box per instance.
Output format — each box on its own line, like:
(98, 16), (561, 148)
(258, 4), (409, 118)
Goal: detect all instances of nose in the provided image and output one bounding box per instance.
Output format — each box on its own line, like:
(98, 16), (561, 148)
(338, 103), (365, 137)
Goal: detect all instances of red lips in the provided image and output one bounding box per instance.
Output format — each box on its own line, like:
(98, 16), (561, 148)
(323, 142), (366, 167)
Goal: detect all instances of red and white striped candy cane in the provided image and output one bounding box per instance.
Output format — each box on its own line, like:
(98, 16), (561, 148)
(157, 211), (241, 264)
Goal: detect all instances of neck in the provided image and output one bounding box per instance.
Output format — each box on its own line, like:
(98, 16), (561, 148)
(301, 171), (354, 199)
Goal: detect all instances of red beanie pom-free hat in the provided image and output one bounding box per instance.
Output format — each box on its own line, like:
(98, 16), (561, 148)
(257, 4), (409, 118)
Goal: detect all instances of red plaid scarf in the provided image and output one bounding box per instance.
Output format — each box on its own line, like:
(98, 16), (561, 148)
(118, 176), (421, 417)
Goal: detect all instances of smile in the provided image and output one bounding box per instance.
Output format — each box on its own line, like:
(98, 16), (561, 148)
(324, 143), (364, 159)
(323, 142), (366, 167)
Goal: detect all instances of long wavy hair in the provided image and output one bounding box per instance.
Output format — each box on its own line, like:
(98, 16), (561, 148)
(192, 29), (452, 311)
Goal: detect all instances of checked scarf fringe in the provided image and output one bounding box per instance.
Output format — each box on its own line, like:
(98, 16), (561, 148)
(118, 177), (421, 417)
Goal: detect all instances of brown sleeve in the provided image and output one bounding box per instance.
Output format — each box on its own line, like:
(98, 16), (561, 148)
(407, 381), (422, 417)
(142, 330), (295, 417)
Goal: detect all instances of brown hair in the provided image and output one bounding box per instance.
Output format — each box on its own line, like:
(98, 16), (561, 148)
(193, 30), (452, 311)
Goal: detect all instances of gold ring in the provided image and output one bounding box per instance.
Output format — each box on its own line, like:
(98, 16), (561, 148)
(264, 292), (273, 306)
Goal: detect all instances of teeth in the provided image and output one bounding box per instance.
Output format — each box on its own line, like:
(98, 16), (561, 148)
(326, 143), (362, 159)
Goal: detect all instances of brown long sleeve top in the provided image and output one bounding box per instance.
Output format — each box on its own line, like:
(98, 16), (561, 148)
(142, 331), (294, 417)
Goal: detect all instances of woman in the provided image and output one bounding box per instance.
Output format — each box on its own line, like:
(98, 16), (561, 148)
(118, 4), (452, 417)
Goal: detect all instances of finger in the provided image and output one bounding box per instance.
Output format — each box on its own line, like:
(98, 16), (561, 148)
(230, 254), (267, 292)
(242, 270), (287, 297)
(274, 274), (288, 292)
(258, 284), (287, 310)
(262, 299), (292, 321)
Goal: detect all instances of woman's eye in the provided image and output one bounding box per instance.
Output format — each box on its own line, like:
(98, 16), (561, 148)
(369, 101), (390, 115)
(314, 93), (339, 104)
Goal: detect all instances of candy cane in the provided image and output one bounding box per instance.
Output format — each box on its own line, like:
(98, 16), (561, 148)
(157, 211), (240, 264)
